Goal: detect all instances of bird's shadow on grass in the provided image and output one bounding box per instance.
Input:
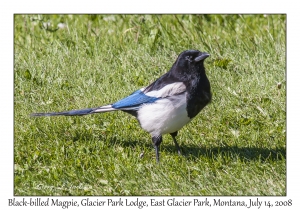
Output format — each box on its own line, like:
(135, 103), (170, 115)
(88, 135), (286, 163)
(178, 144), (286, 162)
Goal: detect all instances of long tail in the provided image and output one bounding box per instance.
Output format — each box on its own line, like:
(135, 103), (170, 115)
(30, 105), (116, 117)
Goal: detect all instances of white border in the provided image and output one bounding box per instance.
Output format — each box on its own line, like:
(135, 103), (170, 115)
(1, 0), (299, 209)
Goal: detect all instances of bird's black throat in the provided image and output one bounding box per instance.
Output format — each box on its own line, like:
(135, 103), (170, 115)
(185, 69), (211, 119)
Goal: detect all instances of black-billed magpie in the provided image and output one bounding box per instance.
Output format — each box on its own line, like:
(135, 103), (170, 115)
(31, 50), (212, 162)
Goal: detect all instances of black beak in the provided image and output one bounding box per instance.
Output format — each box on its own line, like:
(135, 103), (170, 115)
(194, 52), (210, 62)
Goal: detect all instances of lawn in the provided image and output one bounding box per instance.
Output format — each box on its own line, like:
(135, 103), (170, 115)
(14, 14), (286, 195)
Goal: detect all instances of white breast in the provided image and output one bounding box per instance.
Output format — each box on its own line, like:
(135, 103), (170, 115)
(137, 92), (191, 137)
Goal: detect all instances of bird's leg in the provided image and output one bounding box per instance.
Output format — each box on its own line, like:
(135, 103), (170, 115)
(170, 131), (181, 155)
(152, 135), (162, 163)
(154, 145), (160, 163)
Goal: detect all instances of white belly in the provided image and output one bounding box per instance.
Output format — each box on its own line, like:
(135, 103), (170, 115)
(137, 93), (191, 137)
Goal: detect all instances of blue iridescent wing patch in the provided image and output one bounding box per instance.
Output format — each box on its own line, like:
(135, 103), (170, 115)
(112, 90), (159, 110)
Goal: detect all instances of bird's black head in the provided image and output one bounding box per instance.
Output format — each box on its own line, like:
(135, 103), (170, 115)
(171, 50), (210, 77)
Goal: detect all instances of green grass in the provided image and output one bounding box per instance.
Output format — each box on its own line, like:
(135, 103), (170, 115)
(14, 14), (286, 196)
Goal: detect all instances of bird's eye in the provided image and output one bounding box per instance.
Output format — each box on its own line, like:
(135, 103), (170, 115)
(185, 56), (192, 62)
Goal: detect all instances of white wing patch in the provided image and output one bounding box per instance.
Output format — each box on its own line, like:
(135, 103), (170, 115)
(145, 82), (186, 98)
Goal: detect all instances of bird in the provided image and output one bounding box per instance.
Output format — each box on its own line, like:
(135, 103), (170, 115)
(31, 49), (212, 162)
